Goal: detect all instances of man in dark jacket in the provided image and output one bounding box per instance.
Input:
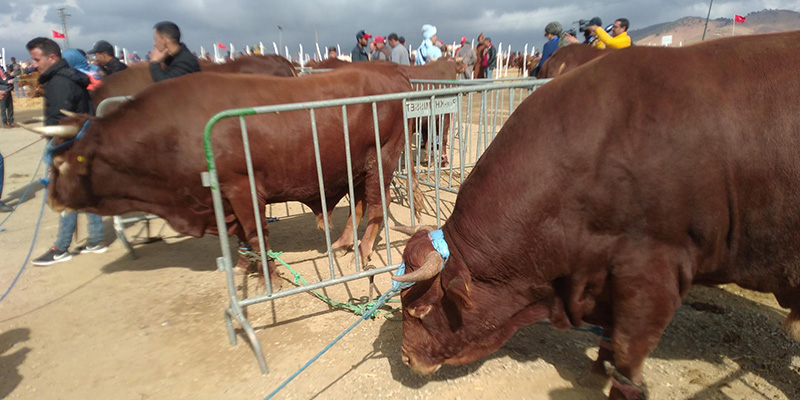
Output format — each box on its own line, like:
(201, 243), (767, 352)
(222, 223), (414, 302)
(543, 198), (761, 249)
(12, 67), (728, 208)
(350, 30), (371, 62)
(148, 21), (200, 82)
(26, 37), (106, 265)
(88, 40), (128, 76)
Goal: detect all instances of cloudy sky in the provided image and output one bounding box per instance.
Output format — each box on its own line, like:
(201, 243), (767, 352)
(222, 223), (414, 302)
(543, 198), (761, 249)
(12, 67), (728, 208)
(1, 0), (798, 61)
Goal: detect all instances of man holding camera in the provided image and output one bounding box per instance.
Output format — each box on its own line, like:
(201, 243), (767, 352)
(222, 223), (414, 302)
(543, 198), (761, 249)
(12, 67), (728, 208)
(586, 18), (631, 49)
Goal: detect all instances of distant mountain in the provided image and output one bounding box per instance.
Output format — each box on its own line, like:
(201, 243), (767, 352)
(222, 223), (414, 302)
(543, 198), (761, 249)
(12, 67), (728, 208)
(629, 9), (800, 46)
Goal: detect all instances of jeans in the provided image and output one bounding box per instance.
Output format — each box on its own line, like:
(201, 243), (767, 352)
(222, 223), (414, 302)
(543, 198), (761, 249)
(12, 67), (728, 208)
(0, 151), (4, 199)
(54, 211), (104, 251)
(14, 78), (24, 98)
(0, 93), (12, 124)
(483, 67), (494, 79)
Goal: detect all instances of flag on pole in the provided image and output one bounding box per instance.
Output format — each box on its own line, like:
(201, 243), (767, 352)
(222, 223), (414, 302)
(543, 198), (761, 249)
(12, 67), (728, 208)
(734, 15), (746, 23)
(52, 30), (66, 39)
(217, 42), (227, 50)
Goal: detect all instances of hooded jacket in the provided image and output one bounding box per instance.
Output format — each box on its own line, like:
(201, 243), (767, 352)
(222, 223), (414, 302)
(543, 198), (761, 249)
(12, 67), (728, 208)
(38, 58), (92, 126)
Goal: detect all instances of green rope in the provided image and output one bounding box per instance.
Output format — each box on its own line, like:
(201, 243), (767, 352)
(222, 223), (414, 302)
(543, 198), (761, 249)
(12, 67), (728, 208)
(250, 249), (402, 320)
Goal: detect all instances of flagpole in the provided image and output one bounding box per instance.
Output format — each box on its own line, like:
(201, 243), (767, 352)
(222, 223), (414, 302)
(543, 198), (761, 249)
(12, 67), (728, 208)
(732, 18), (735, 36)
(702, 0), (714, 41)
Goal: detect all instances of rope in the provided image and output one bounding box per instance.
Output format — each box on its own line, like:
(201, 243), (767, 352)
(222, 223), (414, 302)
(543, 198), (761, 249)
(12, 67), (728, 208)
(0, 185), (48, 304)
(0, 157), (45, 229)
(3, 137), (45, 159)
(264, 250), (400, 319)
(263, 266), (414, 400)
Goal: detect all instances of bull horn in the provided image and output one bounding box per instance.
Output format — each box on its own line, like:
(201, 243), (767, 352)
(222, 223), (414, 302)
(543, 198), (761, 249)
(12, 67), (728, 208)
(16, 122), (80, 138)
(391, 225), (437, 236)
(393, 251), (443, 283)
(60, 109), (79, 118)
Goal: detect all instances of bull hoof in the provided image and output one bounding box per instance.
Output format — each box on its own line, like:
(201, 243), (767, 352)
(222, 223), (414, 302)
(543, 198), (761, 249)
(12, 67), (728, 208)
(577, 370), (611, 390)
(330, 246), (350, 257)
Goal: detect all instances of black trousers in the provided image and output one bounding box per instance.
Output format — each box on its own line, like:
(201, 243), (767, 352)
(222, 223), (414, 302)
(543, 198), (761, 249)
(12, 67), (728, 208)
(1, 93), (13, 124)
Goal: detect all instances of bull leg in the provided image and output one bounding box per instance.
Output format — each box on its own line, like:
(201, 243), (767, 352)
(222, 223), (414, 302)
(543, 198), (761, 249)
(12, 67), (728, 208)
(605, 250), (683, 400)
(783, 308), (800, 341)
(578, 328), (614, 390)
(331, 184), (367, 257)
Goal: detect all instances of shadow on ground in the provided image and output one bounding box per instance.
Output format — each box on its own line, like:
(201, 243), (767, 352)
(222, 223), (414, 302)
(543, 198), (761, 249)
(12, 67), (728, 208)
(366, 285), (799, 399)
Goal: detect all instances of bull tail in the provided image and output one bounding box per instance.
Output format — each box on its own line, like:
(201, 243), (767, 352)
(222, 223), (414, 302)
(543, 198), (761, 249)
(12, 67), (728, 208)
(783, 309), (800, 342)
(410, 166), (427, 219)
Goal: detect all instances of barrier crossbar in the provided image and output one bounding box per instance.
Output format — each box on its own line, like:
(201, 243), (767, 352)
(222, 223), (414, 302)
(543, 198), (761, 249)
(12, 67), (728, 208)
(202, 78), (551, 373)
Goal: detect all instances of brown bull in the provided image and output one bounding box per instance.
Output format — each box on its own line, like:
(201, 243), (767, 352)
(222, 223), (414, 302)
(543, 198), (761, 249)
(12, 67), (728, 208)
(392, 31), (800, 400)
(35, 63), (415, 285)
(91, 54), (296, 111)
(538, 44), (609, 78)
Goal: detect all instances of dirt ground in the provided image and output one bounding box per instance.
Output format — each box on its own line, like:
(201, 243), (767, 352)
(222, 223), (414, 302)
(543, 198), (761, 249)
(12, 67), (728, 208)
(1, 95), (799, 400)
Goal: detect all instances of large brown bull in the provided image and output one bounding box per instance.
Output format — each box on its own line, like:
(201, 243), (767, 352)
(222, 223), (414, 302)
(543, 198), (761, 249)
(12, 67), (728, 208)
(28, 63), (416, 286)
(391, 31), (800, 399)
(91, 55), (296, 110)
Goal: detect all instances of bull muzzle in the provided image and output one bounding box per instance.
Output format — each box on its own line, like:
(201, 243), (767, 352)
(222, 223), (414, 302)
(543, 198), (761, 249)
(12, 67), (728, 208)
(401, 346), (442, 375)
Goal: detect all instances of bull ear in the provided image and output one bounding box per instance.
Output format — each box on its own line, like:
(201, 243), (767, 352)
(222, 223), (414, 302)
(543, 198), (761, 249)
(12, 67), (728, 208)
(407, 304), (433, 319)
(445, 274), (474, 310)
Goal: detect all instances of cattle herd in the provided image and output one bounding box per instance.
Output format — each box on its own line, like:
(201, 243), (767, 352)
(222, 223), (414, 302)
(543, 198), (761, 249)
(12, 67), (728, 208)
(19, 31), (800, 399)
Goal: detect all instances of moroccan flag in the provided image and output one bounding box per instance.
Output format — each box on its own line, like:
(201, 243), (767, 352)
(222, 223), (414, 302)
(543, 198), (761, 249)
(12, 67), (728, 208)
(734, 15), (746, 23)
(52, 30), (66, 39)
(217, 42), (227, 50)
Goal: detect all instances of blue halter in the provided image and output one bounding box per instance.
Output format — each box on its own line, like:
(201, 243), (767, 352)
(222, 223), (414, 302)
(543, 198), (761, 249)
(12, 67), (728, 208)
(392, 229), (450, 291)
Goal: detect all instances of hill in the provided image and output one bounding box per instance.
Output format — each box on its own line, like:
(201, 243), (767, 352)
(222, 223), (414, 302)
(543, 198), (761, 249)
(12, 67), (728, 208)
(629, 9), (800, 46)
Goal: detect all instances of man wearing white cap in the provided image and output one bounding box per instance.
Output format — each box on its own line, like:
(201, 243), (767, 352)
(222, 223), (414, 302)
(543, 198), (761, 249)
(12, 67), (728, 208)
(415, 24), (442, 65)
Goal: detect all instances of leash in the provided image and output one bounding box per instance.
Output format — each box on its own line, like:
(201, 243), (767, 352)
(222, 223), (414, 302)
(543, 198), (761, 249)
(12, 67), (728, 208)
(0, 185), (48, 304)
(3, 137), (45, 159)
(0, 156), (45, 229)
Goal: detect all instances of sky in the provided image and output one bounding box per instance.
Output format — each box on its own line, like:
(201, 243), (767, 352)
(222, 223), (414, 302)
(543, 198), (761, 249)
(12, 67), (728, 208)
(1, 0), (799, 61)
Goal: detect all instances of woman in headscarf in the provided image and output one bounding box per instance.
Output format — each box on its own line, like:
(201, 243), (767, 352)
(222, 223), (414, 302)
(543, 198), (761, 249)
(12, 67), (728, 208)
(415, 24), (442, 65)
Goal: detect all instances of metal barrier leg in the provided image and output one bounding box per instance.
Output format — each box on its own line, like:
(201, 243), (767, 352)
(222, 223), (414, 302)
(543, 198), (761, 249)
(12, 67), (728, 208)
(227, 303), (269, 373)
(113, 215), (137, 259)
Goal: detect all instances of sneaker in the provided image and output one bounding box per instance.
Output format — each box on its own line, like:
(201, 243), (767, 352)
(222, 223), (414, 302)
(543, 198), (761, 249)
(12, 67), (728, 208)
(77, 242), (108, 254)
(32, 247), (73, 266)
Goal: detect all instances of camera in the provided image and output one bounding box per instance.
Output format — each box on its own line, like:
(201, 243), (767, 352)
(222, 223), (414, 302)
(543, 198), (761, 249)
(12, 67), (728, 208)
(578, 17), (603, 32)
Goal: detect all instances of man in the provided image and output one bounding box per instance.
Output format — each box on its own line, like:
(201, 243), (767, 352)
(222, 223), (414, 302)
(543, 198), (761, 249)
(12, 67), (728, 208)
(415, 24), (442, 65)
(534, 22), (563, 77)
(327, 46), (338, 59)
(388, 33), (410, 65)
(455, 36), (476, 79)
(373, 36), (391, 61)
(148, 21), (201, 82)
(26, 37), (106, 265)
(88, 40), (128, 76)
(8, 57), (24, 98)
(351, 30), (371, 62)
(0, 67), (14, 128)
(481, 37), (497, 78)
(586, 18), (631, 49)
(0, 150), (10, 212)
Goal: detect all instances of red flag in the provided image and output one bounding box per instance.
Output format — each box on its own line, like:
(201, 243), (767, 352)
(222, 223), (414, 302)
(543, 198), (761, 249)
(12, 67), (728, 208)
(734, 15), (746, 23)
(217, 42), (227, 50)
(52, 30), (66, 39)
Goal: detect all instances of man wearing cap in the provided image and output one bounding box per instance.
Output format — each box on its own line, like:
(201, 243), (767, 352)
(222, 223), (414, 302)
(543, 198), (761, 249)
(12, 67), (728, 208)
(387, 33), (410, 65)
(373, 36), (391, 61)
(351, 30), (371, 62)
(88, 40), (127, 76)
(148, 21), (201, 82)
(415, 24), (442, 66)
(533, 22), (563, 77)
(455, 36), (476, 79)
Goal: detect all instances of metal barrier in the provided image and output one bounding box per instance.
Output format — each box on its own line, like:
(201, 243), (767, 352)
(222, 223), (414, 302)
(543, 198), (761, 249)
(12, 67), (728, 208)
(204, 78), (551, 373)
(97, 96), (162, 259)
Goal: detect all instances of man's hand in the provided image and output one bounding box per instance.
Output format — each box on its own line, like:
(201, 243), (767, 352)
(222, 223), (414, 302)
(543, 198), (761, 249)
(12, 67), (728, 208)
(587, 25), (600, 33)
(0, 91), (6, 100)
(149, 47), (168, 63)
